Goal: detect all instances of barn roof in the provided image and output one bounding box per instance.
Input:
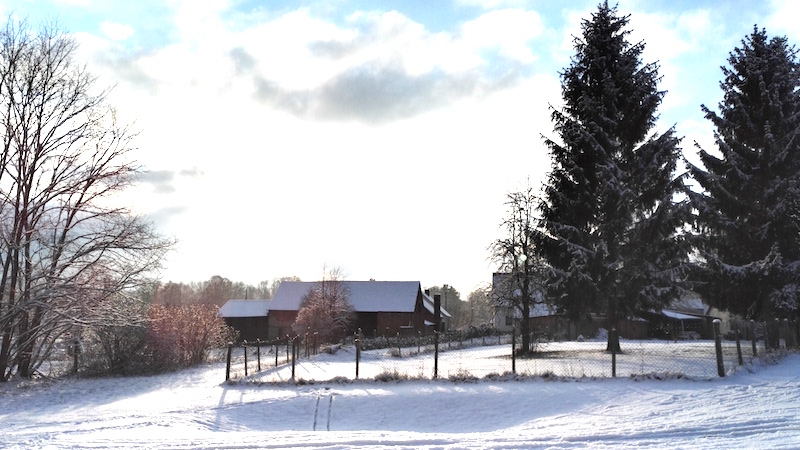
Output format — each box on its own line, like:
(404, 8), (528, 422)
(218, 299), (270, 318)
(270, 281), (450, 315)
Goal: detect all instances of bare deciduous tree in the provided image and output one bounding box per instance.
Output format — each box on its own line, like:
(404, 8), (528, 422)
(293, 267), (354, 343)
(0, 18), (172, 380)
(491, 183), (547, 354)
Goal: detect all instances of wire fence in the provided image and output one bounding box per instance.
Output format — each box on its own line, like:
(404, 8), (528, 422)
(224, 320), (797, 383)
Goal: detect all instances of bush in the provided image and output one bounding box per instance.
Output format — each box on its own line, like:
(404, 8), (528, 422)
(82, 302), (234, 376)
(149, 304), (235, 368)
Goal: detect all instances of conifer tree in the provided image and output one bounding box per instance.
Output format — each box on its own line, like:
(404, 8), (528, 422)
(688, 27), (800, 320)
(537, 2), (688, 350)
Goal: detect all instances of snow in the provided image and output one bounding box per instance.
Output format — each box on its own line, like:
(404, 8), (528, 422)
(2, 347), (800, 448)
(233, 338), (758, 382)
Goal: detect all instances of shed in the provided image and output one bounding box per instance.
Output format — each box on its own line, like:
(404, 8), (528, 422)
(218, 299), (270, 342)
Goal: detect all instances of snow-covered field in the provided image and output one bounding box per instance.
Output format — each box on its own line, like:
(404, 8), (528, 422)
(231, 338), (760, 382)
(2, 347), (799, 449)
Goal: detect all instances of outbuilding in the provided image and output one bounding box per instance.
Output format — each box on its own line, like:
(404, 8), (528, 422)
(218, 299), (270, 342)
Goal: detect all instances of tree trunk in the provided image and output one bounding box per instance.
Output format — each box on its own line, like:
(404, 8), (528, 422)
(520, 300), (530, 354)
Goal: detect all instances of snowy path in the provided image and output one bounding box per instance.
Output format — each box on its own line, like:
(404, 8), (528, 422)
(2, 354), (799, 449)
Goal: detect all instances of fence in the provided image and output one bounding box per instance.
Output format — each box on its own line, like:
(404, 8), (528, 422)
(224, 320), (799, 383)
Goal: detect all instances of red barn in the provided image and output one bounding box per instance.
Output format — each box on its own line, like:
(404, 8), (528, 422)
(267, 281), (450, 339)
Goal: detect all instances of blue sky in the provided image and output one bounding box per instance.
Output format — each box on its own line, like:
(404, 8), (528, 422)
(3, 0), (797, 296)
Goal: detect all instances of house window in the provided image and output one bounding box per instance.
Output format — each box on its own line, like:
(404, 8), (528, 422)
(505, 316), (513, 326)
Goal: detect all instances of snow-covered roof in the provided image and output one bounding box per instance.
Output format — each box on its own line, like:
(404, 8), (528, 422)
(218, 299), (270, 318)
(421, 291), (452, 318)
(270, 281), (431, 313)
(661, 309), (704, 321)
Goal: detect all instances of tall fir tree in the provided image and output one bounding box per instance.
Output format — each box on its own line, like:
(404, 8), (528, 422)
(537, 2), (688, 350)
(688, 27), (800, 320)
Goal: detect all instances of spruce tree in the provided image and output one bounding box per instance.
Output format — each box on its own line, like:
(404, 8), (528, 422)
(688, 27), (800, 320)
(537, 2), (688, 350)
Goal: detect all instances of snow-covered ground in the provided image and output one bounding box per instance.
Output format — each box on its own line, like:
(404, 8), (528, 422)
(231, 338), (759, 382)
(2, 349), (799, 449)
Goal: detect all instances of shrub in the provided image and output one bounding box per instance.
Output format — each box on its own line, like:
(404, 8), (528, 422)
(82, 302), (233, 376)
(149, 304), (234, 368)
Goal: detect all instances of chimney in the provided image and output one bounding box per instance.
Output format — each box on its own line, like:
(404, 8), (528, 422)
(434, 294), (442, 332)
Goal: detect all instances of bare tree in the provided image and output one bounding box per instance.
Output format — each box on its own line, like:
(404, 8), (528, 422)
(491, 183), (547, 353)
(466, 285), (494, 328)
(293, 267), (354, 343)
(0, 18), (172, 380)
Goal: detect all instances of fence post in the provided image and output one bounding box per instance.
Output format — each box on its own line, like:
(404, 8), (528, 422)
(784, 319), (793, 349)
(396, 332), (401, 357)
(750, 320), (757, 357)
(735, 328), (743, 366)
(355, 333), (361, 380)
(795, 320), (800, 350)
(286, 335), (290, 362)
(434, 330), (439, 379)
(275, 341), (279, 367)
(417, 331), (421, 354)
(225, 342), (233, 382)
(256, 339), (262, 372)
(511, 327), (516, 375)
(72, 337), (80, 376)
(243, 341), (248, 377)
(291, 336), (297, 380)
(610, 328), (617, 378)
(714, 319), (725, 377)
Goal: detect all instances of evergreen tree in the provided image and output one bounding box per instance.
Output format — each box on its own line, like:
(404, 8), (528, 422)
(688, 27), (800, 320)
(537, 2), (688, 350)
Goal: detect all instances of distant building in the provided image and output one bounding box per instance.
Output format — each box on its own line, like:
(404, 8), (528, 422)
(218, 299), (270, 342)
(268, 281), (450, 339)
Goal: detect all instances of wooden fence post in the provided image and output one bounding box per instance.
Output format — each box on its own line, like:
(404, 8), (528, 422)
(750, 320), (757, 357)
(434, 330), (439, 379)
(396, 332), (401, 357)
(714, 319), (725, 377)
(72, 337), (80, 377)
(783, 319), (794, 349)
(355, 333), (361, 380)
(256, 339), (262, 372)
(735, 328), (743, 366)
(511, 327), (516, 375)
(610, 328), (617, 378)
(243, 340), (248, 377)
(225, 342), (233, 382)
(291, 336), (297, 380)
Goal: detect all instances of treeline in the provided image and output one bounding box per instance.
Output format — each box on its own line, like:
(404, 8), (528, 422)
(140, 275), (301, 306)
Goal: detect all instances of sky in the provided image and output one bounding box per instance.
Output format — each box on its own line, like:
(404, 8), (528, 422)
(2, 0), (798, 297)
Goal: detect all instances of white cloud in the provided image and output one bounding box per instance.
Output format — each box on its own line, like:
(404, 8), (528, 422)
(455, 0), (531, 9)
(766, 0), (800, 42)
(100, 21), (134, 41)
(53, 0), (90, 6)
(460, 9), (543, 64)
